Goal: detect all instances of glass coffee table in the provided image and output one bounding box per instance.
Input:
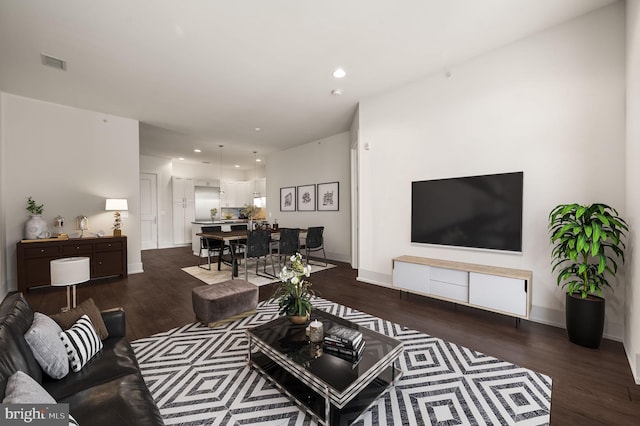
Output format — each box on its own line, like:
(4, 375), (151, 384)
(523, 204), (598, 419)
(247, 309), (403, 425)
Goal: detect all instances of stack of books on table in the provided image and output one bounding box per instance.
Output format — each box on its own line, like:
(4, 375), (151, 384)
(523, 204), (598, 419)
(323, 325), (365, 363)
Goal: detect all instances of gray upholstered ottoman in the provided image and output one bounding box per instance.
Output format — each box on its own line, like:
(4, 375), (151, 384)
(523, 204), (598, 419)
(192, 280), (258, 327)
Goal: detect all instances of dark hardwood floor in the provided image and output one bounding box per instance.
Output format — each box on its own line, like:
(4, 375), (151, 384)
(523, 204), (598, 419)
(22, 247), (640, 425)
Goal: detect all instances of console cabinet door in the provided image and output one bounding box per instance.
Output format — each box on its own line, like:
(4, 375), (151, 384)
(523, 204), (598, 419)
(393, 261), (429, 294)
(469, 272), (527, 317)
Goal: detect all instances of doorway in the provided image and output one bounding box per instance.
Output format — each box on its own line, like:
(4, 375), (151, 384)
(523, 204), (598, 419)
(140, 173), (158, 250)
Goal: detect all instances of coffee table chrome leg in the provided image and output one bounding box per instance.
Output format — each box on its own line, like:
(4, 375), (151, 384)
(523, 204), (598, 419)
(324, 384), (330, 425)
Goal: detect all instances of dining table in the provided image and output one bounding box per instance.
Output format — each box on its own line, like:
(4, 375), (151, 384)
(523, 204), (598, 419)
(196, 229), (307, 277)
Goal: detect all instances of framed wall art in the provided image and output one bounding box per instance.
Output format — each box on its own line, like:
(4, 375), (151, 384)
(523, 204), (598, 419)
(317, 181), (339, 211)
(297, 184), (316, 211)
(280, 187), (296, 211)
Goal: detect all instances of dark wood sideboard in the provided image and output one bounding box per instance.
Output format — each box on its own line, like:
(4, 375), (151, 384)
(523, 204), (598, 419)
(16, 236), (128, 293)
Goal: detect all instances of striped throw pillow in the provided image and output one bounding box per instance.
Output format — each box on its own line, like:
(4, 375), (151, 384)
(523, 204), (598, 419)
(59, 314), (103, 372)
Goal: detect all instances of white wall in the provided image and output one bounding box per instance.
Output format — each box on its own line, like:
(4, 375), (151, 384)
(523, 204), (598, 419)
(357, 4), (626, 339)
(267, 132), (351, 263)
(626, 0), (640, 384)
(0, 94), (5, 297)
(1, 93), (142, 293)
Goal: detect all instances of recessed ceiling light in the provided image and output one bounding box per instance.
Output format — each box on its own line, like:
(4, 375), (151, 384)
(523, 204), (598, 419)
(194, 149), (201, 153)
(256, 158), (262, 162)
(331, 89), (343, 96)
(178, 157), (185, 161)
(332, 68), (346, 78)
(255, 127), (261, 132)
(234, 165), (240, 168)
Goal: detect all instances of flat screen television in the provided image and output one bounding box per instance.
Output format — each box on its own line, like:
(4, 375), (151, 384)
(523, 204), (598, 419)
(411, 171), (523, 252)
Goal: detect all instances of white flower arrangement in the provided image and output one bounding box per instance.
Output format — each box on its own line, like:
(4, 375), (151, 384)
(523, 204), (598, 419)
(272, 253), (315, 317)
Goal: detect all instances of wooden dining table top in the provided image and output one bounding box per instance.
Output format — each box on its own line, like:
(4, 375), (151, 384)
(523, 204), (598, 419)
(197, 229), (307, 241)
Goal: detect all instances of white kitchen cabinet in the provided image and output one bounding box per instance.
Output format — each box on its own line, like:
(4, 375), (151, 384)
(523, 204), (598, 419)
(392, 256), (532, 320)
(172, 177), (195, 244)
(221, 181), (252, 207)
(254, 178), (267, 198)
(195, 178), (220, 187)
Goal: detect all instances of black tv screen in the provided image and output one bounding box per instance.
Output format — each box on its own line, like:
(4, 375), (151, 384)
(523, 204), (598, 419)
(411, 172), (523, 252)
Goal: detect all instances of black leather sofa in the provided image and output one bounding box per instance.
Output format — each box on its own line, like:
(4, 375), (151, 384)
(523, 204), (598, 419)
(0, 293), (163, 425)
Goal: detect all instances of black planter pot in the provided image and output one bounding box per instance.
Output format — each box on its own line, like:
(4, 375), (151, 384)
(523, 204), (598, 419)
(565, 292), (605, 349)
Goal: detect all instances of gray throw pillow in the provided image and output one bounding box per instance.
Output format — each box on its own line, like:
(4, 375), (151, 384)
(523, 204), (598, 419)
(2, 371), (80, 425)
(24, 312), (69, 379)
(2, 370), (55, 404)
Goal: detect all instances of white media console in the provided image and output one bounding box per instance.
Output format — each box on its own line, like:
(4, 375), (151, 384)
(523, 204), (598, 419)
(392, 256), (532, 320)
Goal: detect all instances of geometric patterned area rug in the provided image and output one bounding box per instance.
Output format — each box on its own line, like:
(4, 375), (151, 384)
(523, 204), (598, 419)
(131, 298), (552, 425)
(182, 262), (336, 287)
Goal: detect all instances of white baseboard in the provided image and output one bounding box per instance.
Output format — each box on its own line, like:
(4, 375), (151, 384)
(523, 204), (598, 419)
(356, 269), (392, 288)
(128, 262), (144, 274)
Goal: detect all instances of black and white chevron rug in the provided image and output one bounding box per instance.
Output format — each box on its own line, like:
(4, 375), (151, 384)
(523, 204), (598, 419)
(131, 298), (551, 425)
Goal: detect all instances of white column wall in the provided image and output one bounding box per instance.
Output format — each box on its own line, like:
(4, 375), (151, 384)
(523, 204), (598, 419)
(626, 0), (640, 384)
(357, 4), (626, 339)
(266, 132), (351, 263)
(1, 93), (142, 293)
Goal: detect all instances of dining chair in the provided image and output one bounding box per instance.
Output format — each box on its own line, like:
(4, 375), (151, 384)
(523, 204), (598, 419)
(230, 223), (248, 251)
(303, 226), (327, 266)
(272, 228), (300, 269)
(197, 226), (227, 270)
(230, 229), (276, 281)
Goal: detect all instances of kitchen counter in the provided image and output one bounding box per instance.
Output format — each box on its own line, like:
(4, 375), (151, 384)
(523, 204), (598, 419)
(192, 220), (248, 225)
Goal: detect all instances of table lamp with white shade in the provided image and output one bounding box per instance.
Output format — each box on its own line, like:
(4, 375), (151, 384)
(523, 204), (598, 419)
(105, 198), (128, 236)
(50, 257), (90, 311)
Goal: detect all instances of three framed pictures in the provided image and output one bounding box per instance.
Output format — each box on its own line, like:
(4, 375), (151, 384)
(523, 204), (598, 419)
(279, 181), (339, 212)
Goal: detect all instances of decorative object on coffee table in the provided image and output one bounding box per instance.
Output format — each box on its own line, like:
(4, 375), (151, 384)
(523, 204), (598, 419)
(308, 319), (323, 342)
(271, 252), (315, 323)
(105, 198), (128, 236)
(25, 196), (49, 239)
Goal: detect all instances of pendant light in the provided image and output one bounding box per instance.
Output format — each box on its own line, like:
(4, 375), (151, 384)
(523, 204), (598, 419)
(252, 151), (259, 197)
(218, 145), (224, 194)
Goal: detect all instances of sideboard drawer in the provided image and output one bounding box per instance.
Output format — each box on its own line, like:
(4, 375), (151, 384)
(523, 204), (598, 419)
(24, 246), (61, 258)
(62, 242), (93, 255)
(95, 241), (124, 251)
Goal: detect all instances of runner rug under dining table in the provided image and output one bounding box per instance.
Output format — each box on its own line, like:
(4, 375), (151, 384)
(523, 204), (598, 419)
(132, 298), (552, 425)
(182, 261), (336, 287)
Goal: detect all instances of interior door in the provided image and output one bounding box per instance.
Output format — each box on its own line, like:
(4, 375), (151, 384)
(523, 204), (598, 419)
(140, 173), (158, 250)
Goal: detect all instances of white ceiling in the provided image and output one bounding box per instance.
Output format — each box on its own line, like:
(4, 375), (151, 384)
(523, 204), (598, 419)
(0, 0), (615, 169)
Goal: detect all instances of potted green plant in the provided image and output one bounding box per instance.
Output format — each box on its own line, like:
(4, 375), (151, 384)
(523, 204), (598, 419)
(271, 253), (315, 324)
(549, 203), (628, 348)
(26, 197), (44, 215)
(24, 197), (49, 239)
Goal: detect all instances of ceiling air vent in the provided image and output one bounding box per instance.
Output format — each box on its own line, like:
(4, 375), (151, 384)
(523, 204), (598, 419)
(41, 54), (66, 70)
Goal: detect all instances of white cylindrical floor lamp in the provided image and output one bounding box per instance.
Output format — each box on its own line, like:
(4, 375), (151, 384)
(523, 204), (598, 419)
(50, 257), (90, 311)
